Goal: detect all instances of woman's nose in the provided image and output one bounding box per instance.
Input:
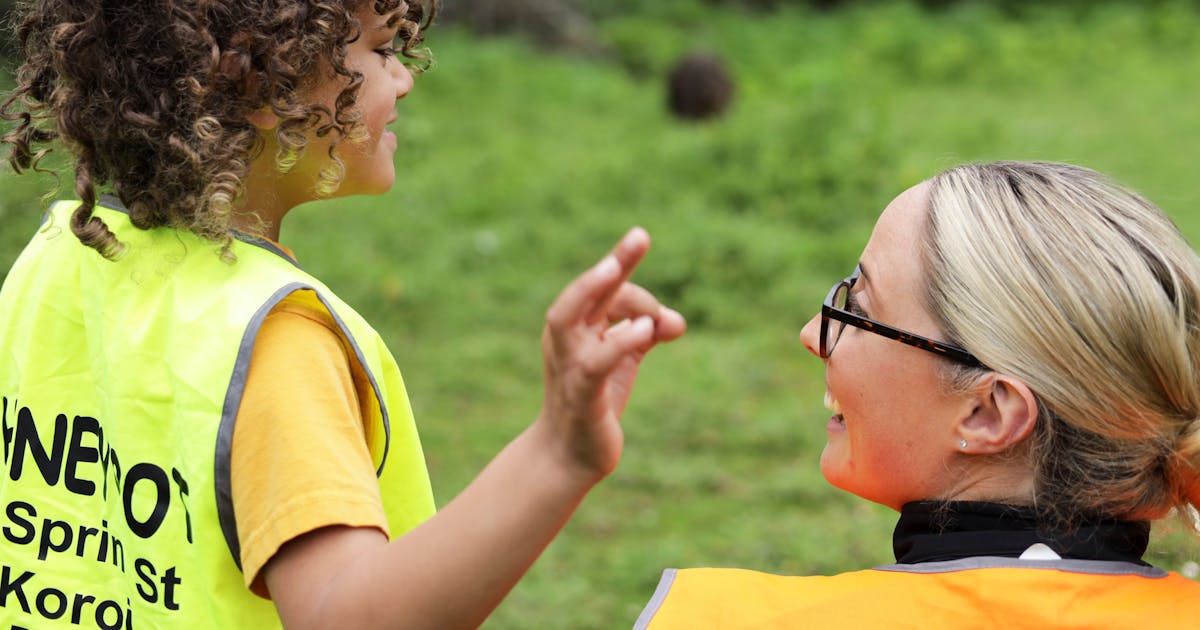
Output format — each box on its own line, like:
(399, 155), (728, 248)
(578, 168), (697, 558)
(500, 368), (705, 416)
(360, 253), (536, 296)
(799, 313), (822, 358)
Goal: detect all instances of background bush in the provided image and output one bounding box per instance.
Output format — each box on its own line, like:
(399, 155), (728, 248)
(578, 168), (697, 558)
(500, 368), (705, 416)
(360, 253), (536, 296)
(3, 2), (1200, 628)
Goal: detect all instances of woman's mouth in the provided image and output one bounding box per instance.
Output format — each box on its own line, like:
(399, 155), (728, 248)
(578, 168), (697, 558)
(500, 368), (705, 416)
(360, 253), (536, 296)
(824, 391), (846, 431)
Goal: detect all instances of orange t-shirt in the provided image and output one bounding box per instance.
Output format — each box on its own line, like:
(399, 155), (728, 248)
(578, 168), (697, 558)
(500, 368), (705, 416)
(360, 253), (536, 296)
(231, 292), (390, 597)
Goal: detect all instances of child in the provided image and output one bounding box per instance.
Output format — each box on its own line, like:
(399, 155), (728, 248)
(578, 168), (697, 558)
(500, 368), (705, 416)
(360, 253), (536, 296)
(0, 1), (686, 628)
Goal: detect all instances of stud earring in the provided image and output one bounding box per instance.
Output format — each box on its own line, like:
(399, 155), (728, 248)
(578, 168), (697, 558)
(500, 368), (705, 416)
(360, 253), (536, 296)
(959, 439), (968, 449)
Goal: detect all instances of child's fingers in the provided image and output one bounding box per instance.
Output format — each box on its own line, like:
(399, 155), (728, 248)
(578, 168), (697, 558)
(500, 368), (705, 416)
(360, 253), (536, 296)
(605, 283), (661, 323)
(546, 254), (622, 331)
(653, 305), (687, 342)
(587, 315), (657, 374)
(546, 228), (650, 330)
(606, 284), (687, 343)
(586, 227), (650, 325)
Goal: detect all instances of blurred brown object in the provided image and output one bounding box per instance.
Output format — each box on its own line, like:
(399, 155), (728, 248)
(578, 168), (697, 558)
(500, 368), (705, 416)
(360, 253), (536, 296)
(666, 53), (735, 121)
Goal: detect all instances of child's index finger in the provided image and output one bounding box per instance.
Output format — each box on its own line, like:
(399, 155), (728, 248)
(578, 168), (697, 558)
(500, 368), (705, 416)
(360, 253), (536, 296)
(586, 227), (650, 324)
(612, 226), (651, 272)
(546, 228), (651, 330)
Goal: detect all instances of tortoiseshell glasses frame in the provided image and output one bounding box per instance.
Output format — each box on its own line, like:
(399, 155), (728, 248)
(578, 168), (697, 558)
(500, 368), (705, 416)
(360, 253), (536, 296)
(819, 266), (986, 368)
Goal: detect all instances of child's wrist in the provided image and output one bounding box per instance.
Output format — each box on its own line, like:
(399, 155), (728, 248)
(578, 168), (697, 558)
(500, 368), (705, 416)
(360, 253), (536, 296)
(525, 414), (611, 490)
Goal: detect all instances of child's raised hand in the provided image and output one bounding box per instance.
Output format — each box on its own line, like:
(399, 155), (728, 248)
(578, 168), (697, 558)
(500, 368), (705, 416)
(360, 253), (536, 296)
(537, 227), (686, 482)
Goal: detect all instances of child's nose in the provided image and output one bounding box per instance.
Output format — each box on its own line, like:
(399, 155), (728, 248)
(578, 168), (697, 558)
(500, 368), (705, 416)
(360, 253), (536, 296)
(395, 62), (414, 100)
(799, 313), (822, 358)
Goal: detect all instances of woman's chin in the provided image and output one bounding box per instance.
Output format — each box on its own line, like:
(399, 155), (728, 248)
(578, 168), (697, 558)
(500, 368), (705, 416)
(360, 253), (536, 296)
(818, 444), (847, 488)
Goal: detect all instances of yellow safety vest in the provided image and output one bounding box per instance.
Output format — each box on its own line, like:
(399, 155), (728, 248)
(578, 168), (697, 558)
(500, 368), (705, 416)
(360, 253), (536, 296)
(0, 198), (436, 629)
(636, 559), (1200, 629)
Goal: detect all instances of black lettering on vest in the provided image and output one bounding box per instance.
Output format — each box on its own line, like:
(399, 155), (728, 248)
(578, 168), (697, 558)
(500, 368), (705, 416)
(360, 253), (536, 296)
(134, 558), (157, 604)
(36, 518), (73, 561)
(2, 397), (12, 465)
(171, 468), (193, 544)
(122, 463), (169, 538)
(95, 598), (123, 630)
(8, 409), (66, 486)
(109, 522), (125, 572)
(76, 525), (99, 558)
(161, 566), (182, 611)
(92, 520), (123, 571)
(3, 501), (35, 545)
(35, 586), (67, 620)
(98, 434), (118, 499)
(0, 565), (33, 612)
(64, 415), (101, 496)
(103, 448), (121, 501)
(71, 592), (96, 625)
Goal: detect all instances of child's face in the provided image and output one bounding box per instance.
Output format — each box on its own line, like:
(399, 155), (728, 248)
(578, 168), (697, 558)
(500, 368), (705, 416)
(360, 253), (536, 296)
(299, 7), (414, 199)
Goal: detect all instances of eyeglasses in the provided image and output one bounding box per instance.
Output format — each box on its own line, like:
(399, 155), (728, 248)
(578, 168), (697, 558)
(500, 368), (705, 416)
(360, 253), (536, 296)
(820, 266), (986, 368)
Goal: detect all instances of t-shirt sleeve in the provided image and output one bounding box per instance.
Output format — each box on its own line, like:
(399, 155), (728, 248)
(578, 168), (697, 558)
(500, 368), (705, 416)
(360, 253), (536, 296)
(231, 293), (390, 598)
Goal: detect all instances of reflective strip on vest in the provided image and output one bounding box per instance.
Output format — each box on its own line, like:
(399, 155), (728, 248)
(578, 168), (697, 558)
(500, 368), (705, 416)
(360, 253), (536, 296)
(0, 199), (435, 628)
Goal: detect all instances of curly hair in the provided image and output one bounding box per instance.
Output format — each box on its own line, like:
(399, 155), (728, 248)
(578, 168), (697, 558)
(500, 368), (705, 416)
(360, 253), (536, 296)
(1, 0), (438, 259)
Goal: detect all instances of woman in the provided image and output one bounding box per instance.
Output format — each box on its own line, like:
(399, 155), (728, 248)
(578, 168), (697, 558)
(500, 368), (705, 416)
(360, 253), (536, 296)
(636, 161), (1200, 628)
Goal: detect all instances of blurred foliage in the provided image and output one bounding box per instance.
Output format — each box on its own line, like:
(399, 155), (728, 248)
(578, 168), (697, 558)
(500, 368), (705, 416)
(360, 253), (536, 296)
(3, 1), (1200, 628)
(6, 1), (1197, 59)
(435, 0), (1200, 53)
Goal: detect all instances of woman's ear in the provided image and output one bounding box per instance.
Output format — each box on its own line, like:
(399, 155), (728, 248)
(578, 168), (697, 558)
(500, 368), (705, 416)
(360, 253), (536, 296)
(957, 374), (1038, 453)
(247, 107), (278, 131)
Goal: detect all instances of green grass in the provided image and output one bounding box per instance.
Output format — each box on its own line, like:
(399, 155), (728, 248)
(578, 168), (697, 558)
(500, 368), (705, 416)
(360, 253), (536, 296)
(3, 2), (1200, 627)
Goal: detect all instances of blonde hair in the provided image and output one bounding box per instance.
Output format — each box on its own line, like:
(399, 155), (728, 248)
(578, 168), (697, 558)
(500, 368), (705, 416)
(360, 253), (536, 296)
(923, 161), (1200, 528)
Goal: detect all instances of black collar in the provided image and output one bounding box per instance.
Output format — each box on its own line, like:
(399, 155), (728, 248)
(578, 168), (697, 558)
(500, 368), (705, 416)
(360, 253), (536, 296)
(893, 501), (1150, 565)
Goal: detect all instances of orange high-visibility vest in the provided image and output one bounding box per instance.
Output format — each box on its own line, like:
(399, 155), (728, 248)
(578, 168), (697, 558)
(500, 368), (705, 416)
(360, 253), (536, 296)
(636, 558), (1200, 629)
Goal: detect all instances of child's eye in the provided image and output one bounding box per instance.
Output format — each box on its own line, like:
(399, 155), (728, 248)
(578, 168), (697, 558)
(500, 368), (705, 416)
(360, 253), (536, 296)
(376, 47), (398, 60)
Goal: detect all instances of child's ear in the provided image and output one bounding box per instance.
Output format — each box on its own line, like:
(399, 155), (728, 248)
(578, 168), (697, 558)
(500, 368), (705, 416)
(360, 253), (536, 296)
(247, 107), (279, 131)
(957, 374), (1038, 453)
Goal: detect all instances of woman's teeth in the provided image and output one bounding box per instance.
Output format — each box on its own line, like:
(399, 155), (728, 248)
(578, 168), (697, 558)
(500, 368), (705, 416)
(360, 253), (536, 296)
(823, 391), (843, 416)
